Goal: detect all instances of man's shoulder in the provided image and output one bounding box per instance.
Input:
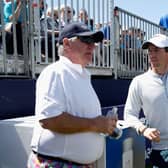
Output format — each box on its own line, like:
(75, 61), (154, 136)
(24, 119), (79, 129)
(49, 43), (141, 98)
(132, 71), (149, 82)
(41, 62), (58, 72)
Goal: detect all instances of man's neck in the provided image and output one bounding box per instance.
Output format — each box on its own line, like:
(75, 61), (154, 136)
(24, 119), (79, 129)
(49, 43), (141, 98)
(152, 66), (168, 75)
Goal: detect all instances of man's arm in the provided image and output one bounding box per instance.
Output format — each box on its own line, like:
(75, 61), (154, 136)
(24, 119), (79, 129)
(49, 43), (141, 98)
(138, 125), (160, 142)
(40, 112), (117, 135)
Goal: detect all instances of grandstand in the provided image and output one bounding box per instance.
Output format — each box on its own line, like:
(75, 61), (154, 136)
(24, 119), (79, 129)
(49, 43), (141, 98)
(0, 0), (167, 79)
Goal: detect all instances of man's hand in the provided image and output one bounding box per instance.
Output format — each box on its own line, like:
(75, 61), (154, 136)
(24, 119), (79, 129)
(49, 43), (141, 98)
(93, 115), (117, 136)
(143, 127), (160, 142)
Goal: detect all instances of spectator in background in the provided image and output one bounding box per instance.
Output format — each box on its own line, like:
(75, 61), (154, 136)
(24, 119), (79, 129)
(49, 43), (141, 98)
(100, 23), (112, 65)
(59, 5), (75, 27)
(3, 0), (23, 55)
(120, 29), (129, 49)
(27, 22), (117, 168)
(0, 1), (5, 48)
(124, 34), (168, 168)
(159, 14), (168, 30)
(136, 28), (145, 49)
(78, 8), (94, 31)
(40, 8), (59, 36)
(0, 9), (1, 25)
(0, 13), (1, 49)
(39, 0), (48, 18)
(101, 24), (111, 41)
(4, 0), (11, 3)
(120, 28), (145, 50)
(40, 8), (59, 61)
(95, 23), (102, 31)
(4, 0), (22, 29)
(129, 28), (146, 69)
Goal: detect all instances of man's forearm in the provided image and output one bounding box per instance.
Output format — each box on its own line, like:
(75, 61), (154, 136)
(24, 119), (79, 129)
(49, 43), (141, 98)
(39, 112), (98, 134)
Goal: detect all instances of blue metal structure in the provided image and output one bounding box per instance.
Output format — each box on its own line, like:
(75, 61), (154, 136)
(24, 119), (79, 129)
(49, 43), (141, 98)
(0, 77), (131, 119)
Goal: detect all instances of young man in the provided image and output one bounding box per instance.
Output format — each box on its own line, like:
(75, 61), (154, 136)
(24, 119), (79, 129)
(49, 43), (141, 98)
(27, 23), (118, 168)
(124, 33), (168, 168)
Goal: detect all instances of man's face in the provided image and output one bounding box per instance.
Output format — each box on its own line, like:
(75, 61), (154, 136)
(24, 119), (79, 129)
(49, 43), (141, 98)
(79, 11), (87, 21)
(54, 11), (58, 19)
(64, 37), (96, 67)
(148, 44), (168, 69)
(61, 7), (73, 21)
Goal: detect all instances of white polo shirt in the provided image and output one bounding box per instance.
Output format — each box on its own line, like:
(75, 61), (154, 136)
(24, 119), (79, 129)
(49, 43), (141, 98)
(31, 56), (104, 164)
(124, 69), (168, 150)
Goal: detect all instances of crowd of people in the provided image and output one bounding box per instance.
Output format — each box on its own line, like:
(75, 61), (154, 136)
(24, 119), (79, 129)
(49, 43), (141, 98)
(1, 0), (98, 58)
(1, 1), (145, 64)
(38, 3), (97, 61)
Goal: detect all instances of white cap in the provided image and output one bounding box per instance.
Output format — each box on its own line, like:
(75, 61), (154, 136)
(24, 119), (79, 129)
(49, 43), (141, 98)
(142, 34), (168, 49)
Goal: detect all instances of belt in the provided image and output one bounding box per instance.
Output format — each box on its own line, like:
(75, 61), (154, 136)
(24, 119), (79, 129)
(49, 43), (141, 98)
(32, 150), (86, 166)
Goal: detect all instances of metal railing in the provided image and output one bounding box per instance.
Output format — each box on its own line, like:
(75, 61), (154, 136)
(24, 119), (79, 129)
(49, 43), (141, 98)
(0, 1), (168, 79)
(113, 7), (168, 79)
(0, 0), (30, 78)
(30, 0), (115, 78)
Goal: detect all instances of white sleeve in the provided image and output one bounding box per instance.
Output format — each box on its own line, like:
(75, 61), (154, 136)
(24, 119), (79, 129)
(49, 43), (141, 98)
(124, 77), (144, 133)
(35, 68), (66, 120)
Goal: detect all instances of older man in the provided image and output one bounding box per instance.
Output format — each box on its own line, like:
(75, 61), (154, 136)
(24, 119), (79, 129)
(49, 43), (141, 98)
(27, 22), (117, 168)
(124, 33), (168, 168)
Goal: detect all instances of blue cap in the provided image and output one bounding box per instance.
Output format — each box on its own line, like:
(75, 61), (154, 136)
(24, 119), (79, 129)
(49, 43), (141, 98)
(58, 22), (104, 44)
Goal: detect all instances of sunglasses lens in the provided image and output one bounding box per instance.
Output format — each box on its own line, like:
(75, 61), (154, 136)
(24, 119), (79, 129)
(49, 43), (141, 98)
(79, 37), (94, 44)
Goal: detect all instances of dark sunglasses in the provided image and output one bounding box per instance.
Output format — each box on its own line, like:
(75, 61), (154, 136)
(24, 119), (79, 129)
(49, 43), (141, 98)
(78, 36), (95, 44)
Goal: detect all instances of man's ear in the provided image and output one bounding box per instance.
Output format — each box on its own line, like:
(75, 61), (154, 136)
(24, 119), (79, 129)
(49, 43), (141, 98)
(63, 38), (71, 51)
(63, 38), (70, 46)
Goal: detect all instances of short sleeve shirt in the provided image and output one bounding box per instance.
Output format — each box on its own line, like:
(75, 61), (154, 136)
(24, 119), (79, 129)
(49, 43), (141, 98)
(31, 56), (104, 164)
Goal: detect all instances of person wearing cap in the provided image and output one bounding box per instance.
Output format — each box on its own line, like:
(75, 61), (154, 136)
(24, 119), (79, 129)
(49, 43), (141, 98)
(159, 14), (168, 30)
(124, 33), (168, 168)
(27, 22), (118, 168)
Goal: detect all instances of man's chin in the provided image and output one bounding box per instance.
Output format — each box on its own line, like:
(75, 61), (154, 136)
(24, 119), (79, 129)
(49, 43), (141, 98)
(151, 63), (160, 68)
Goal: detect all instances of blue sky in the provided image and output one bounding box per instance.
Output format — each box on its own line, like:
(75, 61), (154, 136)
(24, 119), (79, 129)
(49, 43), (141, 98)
(48, 0), (168, 25)
(114, 0), (168, 24)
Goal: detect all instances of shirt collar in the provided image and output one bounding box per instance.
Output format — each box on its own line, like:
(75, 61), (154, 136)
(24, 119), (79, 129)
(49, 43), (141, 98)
(59, 56), (90, 76)
(148, 69), (159, 77)
(148, 69), (168, 82)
